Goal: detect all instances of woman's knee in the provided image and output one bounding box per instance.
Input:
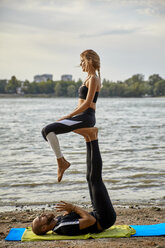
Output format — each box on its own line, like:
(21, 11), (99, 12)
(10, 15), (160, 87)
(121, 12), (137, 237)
(41, 127), (48, 141)
(41, 122), (59, 140)
(41, 124), (54, 141)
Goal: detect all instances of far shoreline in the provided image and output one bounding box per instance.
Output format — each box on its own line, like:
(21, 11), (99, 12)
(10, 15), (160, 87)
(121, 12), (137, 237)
(1, 199), (164, 213)
(0, 93), (164, 99)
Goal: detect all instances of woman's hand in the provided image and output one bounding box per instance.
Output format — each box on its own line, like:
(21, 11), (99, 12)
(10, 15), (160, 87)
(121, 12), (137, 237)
(56, 201), (75, 214)
(57, 115), (71, 121)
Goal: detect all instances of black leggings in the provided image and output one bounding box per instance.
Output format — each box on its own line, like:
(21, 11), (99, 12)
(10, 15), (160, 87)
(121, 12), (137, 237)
(86, 140), (116, 229)
(42, 108), (96, 141)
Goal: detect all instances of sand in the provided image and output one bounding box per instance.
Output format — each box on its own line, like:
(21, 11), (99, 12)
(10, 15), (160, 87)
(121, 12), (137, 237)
(0, 205), (165, 248)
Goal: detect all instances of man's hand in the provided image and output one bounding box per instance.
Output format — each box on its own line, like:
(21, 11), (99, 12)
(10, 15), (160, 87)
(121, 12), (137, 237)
(56, 201), (97, 230)
(56, 201), (75, 214)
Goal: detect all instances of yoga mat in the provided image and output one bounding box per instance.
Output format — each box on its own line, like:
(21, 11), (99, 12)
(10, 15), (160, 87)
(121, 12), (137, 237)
(5, 228), (26, 241)
(130, 223), (165, 237)
(5, 223), (165, 241)
(5, 225), (136, 241)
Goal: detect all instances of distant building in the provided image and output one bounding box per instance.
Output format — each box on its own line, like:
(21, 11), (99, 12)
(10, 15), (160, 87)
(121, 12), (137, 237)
(61, 74), (72, 81)
(16, 82), (27, 95)
(34, 74), (53, 82)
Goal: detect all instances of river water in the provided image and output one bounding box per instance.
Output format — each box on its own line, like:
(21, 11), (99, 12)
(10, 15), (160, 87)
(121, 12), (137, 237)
(0, 97), (165, 211)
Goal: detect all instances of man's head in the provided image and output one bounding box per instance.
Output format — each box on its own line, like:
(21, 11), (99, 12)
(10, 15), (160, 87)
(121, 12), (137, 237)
(32, 213), (57, 235)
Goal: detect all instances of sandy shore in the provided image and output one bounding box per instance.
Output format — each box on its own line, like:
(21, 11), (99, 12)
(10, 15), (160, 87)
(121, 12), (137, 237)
(0, 205), (165, 248)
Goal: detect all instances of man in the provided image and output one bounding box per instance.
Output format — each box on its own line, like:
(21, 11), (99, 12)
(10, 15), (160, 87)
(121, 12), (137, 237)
(32, 128), (116, 235)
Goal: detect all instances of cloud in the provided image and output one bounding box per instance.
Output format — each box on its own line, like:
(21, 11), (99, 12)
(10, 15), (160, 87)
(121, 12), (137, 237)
(1, 0), (164, 37)
(80, 26), (141, 38)
(89, 0), (165, 17)
(136, 6), (165, 17)
(0, 7), (74, 32)
(0, 0), (88, 33)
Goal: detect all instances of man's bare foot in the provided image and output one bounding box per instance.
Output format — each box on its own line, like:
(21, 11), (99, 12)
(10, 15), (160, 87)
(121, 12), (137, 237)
(73, 127), (98, 141)
(57, 157), (70, 182)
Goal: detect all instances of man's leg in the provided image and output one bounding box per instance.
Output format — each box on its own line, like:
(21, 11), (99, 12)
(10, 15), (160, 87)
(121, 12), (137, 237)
(73, 127), (116, 229)
(90, 139), (116, 229)
(73, 127), (98, 210)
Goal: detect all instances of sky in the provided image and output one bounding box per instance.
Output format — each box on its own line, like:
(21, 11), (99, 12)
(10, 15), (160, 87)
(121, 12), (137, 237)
(0, 0), (165, 82)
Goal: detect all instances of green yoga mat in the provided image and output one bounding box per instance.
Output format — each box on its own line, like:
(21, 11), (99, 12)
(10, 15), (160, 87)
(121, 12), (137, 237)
(21, 225), (135, 241)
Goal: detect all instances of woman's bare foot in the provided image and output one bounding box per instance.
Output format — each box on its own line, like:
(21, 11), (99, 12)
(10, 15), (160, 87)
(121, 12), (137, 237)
(57, 157), (70, 182)
(73, 127), (98, 141)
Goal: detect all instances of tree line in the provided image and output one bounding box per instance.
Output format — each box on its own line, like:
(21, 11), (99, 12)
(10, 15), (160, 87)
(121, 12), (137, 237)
(0, 74), (165, 97)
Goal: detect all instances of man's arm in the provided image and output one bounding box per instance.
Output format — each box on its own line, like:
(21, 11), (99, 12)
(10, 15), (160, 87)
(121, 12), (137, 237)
(56, 201), (96, 230)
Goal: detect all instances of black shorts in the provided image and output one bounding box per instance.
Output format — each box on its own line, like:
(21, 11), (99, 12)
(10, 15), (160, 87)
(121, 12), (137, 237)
(42, 108), (96, 141)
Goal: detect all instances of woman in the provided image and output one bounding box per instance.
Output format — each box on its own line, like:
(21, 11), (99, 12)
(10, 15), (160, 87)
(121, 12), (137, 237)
(42, 49), (101, 182)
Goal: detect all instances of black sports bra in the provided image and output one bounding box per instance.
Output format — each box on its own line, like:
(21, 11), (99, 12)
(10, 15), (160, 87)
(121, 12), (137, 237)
(78, 85), (99, 103)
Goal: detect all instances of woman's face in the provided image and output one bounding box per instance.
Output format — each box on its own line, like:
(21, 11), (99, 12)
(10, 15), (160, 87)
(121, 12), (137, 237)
(80, 56), (87, 72)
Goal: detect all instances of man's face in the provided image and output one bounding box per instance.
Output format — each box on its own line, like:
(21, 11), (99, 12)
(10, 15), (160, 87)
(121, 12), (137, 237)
(33, 213), (55, 228)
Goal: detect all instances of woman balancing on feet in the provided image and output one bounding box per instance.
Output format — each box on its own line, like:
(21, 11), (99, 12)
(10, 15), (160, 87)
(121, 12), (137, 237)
(42, 49), (101, 182)
(32, 127), (116, 235)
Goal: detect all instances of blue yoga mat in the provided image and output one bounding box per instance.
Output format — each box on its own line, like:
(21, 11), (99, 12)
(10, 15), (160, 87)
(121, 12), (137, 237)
(5, 228), (26, 241)
(130, 223), (165, 236)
